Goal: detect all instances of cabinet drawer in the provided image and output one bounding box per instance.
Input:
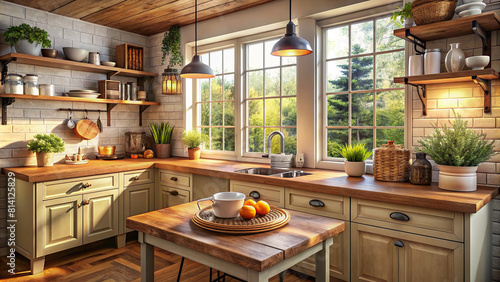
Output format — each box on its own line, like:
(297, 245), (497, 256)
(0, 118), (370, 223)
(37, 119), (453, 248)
(285, 188), (349, 220)
(123, 168), (154, 186)
(230, 180), (284, 208)
(159, 170), (192, 190)
(351, 198), (463, 242)
(158, 186), (190, 210)
(38, 174), (119, 200)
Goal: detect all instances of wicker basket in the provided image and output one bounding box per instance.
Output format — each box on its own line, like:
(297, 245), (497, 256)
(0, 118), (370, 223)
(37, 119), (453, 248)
(412, 0), (457, 26)
(373, 141), (410, 182)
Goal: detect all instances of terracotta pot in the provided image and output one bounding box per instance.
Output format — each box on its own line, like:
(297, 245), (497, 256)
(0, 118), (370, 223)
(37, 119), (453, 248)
(436, 164), (477, 192)
(36, 152), (54, 167)
(155, 144), (171, 158)
(344, 161), (366, 177)
(188, 147), (201, 160)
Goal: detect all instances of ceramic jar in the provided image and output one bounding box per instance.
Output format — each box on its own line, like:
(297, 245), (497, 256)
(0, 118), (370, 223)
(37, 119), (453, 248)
(409, 55), (424, 76)
(424, 48), (441, 74)
(409, 153), (432, 185)
(445, 43), (465, 72)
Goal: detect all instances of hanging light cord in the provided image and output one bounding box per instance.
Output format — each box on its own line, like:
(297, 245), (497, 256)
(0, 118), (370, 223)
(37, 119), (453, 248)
(195, 0), (198, 55)
(289, 0), (291, 22)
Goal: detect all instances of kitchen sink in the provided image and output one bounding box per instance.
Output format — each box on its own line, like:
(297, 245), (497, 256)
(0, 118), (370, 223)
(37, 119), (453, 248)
(234, 167), (312, 178)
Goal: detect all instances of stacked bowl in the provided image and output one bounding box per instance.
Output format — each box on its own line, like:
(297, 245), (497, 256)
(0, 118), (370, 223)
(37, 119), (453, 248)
(455, 0), (486, 17)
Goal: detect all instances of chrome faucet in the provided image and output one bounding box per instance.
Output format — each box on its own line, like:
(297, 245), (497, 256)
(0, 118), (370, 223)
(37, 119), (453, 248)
(262, 131), (285, 158)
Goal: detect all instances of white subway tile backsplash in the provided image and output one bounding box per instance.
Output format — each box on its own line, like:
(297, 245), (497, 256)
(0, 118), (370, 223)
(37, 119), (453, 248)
(12, 17), (34, 27)
(0, 2), (25, 19)
(108, 29), (121, 40)
(26, 8), (47, 24)
(0, 14), (11, 30)
(64, 28), (81, 41)
(47, 14), (73, 29)
(81, 33), (93, 44)
(73, 21), (95, 34)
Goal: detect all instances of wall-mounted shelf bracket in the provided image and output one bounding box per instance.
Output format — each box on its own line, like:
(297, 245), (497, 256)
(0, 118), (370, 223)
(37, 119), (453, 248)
(404, 29), (426, 55)
(1, 57), (17, 85)
(139, 105), (150, 126)
(106, 104), (117, 126)
(405, 78), (427, 115)
(107, 71), (122, 80)
(2, 97), (15, 125)
(472, 20), (489, 54)
(472, 75), (491, 112)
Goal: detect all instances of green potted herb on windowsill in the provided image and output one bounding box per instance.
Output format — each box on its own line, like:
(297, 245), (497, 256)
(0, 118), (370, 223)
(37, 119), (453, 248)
(3, 23), (52, 56)
(27, 133), (65, 167)
(149, 122), (175, 158)
(335, 143), (372, 177)
(182, 129), (208, 160)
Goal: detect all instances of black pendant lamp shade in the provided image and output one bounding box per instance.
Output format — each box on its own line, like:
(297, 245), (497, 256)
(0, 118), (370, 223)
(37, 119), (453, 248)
(271, 0), (312, 57)
(180, 0), (215, 78)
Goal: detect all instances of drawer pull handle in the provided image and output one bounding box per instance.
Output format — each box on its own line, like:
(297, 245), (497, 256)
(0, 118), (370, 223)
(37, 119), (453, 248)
(170, 177), (178, 181)
(390, 212), (410, 221)
(134, 175), (140, 181)
(82, 182), (92, 188)
(169, 190), (179, 196)
(309, 199), (325, 207)
(394, 240), (405, 248)
(78, 203), (82, 207)
(249, 191), (260, 199)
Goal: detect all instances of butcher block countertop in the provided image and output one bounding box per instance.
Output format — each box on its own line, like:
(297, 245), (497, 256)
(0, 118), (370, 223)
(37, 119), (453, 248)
(3, 157), (498, 213)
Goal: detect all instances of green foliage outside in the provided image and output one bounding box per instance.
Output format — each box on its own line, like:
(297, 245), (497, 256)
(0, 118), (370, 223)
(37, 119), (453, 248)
(417, 116), (495, 167)
(149, 122), (174, 144)
(4, 23), (51, 47)
(27, 133), (65, 153)
(161, 25), (182, 66)
(334, 143), (372, 162)
(182, 129), (208, 149)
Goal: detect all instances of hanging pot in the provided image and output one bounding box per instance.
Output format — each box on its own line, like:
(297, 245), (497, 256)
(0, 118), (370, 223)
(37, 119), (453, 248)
(436, 164), (478, 192)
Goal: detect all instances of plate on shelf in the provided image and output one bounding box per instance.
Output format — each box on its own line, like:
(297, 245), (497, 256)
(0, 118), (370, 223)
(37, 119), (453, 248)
(65, 93), (101, 98)
(455, 2), (486, 13)
(65, 159), (89, 165)
(69, 89), (97, 93)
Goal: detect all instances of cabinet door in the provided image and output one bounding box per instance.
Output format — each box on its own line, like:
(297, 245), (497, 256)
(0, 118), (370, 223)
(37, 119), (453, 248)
(37, 195), (82, 256)
(159, 186), (190, 209)
(124, 183), (154, 232)
(83, 189), (119, 244)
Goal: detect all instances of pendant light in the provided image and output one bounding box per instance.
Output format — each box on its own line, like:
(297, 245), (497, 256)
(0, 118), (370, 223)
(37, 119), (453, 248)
(180, 0), (215, 78)
(271, 0), (313, 57)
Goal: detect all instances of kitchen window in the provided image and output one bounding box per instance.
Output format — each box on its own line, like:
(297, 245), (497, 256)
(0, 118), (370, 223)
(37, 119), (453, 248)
(323, 16), (405, 160)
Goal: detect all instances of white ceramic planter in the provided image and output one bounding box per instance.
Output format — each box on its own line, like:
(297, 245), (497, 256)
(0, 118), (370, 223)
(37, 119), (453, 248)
(344, 161), (366, 177)
(14, 39), (41, 56)
(436, 164), (478, 192)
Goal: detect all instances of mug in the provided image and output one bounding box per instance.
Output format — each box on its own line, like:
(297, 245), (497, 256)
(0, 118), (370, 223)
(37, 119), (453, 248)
(197, 192), (245, 218)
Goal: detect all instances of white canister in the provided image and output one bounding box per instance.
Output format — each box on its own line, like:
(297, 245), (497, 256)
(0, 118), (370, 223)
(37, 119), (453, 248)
(424, 49), (441, 74)
(40, 84), (55, 96)
(408, 55), (424, 76)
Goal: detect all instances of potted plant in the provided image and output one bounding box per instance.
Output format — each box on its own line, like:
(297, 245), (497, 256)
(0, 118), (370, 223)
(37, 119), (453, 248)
(418, 116), (495, 191)
(3, 23), (52, 56)
(149, 122), (175, 158)
(391, 2), (413, 28)
(336, 143), (372, 177)
(182, 129), (207, 160)
(161, 25), (182, 67)
(27, 133), (65, 167)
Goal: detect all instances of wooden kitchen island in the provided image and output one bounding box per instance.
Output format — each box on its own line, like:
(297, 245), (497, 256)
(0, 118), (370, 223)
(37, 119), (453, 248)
(127, 201), (345, 282)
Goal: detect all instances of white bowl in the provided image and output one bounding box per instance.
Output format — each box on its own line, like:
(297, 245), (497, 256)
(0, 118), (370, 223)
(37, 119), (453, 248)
(456, 2), (486, 13)
(465, 56), (490, 70)
(63, 47), (89, 62)
(463, 0), (484, 3)
(459, 9), (482, 17)
(101, 61), (116, 67)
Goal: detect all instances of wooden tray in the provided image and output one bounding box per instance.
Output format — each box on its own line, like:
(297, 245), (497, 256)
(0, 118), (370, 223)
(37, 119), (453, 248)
(192, 206), (290, 234)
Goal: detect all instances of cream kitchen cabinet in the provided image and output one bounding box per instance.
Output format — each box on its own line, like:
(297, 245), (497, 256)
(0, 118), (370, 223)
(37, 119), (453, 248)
(123, 169), (155, 233)
(156, 169), (192, 209)
(230, 180), (284, 207)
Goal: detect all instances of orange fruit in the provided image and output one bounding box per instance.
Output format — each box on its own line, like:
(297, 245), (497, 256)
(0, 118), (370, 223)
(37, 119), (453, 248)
(255, 200), (271, 216)
(244, 199), (257, 208)
(239, 205), (256, 220)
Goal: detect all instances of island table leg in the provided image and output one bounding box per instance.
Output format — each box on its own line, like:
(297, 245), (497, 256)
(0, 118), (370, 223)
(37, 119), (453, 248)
(316, 237), (333, 282)
(139, 232), (154, 281)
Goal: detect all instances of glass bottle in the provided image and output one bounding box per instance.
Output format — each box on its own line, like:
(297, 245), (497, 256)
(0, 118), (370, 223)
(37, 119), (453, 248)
(445, 43), (465, 73)
(5, 74), (23, 94)
(410, 152), (432, 185)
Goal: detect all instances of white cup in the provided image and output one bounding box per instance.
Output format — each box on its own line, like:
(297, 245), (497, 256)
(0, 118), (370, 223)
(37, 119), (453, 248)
(408, 55), (423, 76)
(197, 192), (245, 218)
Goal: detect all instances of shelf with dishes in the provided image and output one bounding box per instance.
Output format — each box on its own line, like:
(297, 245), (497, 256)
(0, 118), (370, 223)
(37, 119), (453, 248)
(0, 93), (160, 126)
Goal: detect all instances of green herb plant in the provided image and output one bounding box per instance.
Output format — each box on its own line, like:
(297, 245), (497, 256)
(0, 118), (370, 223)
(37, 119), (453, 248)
(182, 129), (208, 149)
(161, 25), (182, 66)
(149, 122), (175, 144)
(335, 143), (372, 162)
(391, 2), (412, 28)
(27, 133), (65, 153)
(417, 115), (495, 167)
(3, 23), (51, 47)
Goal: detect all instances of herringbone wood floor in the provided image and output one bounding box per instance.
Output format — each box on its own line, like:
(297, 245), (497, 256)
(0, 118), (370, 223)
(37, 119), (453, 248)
(1, 234), (315, 281)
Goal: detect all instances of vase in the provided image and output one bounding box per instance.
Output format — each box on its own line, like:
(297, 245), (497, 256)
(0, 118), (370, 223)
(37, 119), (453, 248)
(155, 144), (171, 158)
(436, 164), (477, 192)
(410, 153), (432, 185)
(445, 43), (465, 72)
(14, 39), (41, 56)
(36, 152), (54, 167)
(344, 161), (366, 177)
(188, 147), (201, 160)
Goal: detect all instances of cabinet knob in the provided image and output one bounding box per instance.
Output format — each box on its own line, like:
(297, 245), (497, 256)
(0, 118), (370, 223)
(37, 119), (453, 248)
(84, 200), (89, 205)
(394, 240), (405, 248)
(169, 190), (179, 196)
(78, 203), (82, 207)
(134, 175), (140, 181)
(170, 177), (178, 181)
(249, 191), (260, 199)
(390, 212), (410, 221)
(309, 199), (325, 207)
(82, 182), (92, 188)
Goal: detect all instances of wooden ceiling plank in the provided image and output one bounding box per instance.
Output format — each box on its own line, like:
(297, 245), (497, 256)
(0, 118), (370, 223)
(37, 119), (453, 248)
(5, 0), (74, 12)
(51, 0), (126, 19)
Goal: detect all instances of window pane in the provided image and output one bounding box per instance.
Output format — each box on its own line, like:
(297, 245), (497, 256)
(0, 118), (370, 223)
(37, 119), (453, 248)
(282, 56), (296, 66)
(265, 98), (280, 127)
(351, 56), (373, 91)
(351, 129), (373, 155)
(211, 102), (223, 126)
(265, 68), (280, 97)
(265, 39), (280, 68)
(224, 102), (235, 126)
(351, 21), (373, 54)
(224, 128), (235, 151)
(201, 127), (210, 149)
(224, 74), (234, 100)
(376, 90), (405, 126)
(224, 48), (234, 73)
(210, 50), (223, 75)
(376, 51), (404, 89)
(282, 97), (296, 126)
(211, 127), (223, 151)
(211, 76), (223, 101)
(248, 42), (263, 70)
(201, 103), (209, 126)
(200, 53), (209, 64)
(327, 94), (348, 126)
(200, 79), (210, 101)
(248, 100), (263, 126)
(248, 127), (263, 152)
(326, 26), (349, 59)
(326, 59), (348, 92)
(283, 128), (297, 155)
(282, 66), (296, 96)
(351, 92), (373, 126)
(248, 71), (263, 98)
(376, 128), (404, 147)
(376, 17), (404, 52)
(265, 127), (280, 154)
(327, 129), (349, 157)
